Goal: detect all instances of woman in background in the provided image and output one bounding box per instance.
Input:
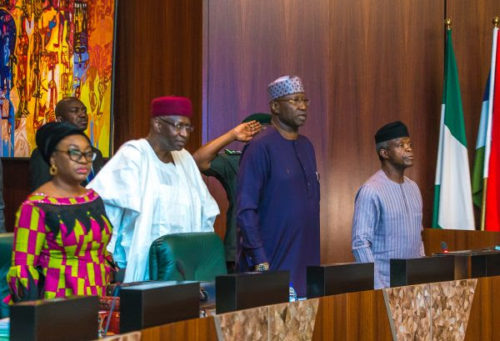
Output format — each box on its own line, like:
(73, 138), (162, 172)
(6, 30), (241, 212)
(6, 122), (113, 302)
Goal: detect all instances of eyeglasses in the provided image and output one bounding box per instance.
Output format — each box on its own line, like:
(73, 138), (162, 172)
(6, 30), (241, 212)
(275, 97), (310, 106)
(158, 118), (194, 133)
(55, 149), (96, 162)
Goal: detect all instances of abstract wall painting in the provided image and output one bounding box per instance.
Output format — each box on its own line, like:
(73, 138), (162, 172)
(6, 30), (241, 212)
(0, 0), (115, 157)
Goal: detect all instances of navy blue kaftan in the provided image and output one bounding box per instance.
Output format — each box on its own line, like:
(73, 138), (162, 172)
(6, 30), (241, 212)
(236, 127), (320, 297)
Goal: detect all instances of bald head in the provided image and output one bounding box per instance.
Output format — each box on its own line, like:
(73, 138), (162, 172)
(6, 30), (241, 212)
(55, 97), (88, 130)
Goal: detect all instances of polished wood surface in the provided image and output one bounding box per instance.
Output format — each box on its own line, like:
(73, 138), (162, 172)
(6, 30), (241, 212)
(2, 159), (29, 232)
(312, 289), (392, 340)
(466, 276), (500, 340)
(113, 0), (203, 152)
(141, 316), (217, 341)
(423, 228), (500, 255)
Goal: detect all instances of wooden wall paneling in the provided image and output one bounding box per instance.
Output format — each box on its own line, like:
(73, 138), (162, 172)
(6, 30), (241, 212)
(446, 0), (500, 225)
(325, 0), (445, 263)
(2, 159), (30, 232)
(204, 0), (444, 264)
(113, 0), (203, 152)
(204, 0), (331, 245)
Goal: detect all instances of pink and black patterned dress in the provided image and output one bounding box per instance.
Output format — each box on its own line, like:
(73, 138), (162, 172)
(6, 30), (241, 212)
(5, 189), (113, 302)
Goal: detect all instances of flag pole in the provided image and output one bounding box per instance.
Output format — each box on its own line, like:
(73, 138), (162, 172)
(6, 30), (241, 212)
(481, 178), (487, 231)
(445, 18), (452, 31)
(482, 17), (500, 231)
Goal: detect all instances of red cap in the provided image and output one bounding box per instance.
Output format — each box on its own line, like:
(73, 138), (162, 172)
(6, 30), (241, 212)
(151, 96), (193, 117)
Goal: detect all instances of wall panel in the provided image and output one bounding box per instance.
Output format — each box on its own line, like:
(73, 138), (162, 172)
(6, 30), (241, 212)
(113, 0), (203, 152)
(204, 0), (444, 263)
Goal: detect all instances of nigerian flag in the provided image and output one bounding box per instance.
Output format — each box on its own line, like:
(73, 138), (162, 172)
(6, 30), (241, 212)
(472, 75), (490, 210)
(432, 27), (475, 230)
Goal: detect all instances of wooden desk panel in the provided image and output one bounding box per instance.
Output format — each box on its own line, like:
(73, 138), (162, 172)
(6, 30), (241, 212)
(423, 228), (500, 255)
(137, 276), (500, 340)
(465, 276), (500, 340)
(312, 290), (391, 341)
(141, 316), (217, 341)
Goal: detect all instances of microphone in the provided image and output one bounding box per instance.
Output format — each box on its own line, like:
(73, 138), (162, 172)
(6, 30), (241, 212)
(440, 241), (449, 253)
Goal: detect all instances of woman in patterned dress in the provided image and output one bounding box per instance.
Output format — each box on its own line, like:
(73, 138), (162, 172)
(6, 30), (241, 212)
(6, 122), (113, 302)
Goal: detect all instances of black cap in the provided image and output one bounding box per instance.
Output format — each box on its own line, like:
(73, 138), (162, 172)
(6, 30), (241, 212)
(374, 121), (409, 144)
(242, 113), (272, 124)
(36, 122), (90, 164)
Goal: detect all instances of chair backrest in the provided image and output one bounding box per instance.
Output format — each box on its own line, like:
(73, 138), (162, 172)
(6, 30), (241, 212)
(149, 232), (227, 282)
(0, 233), (13, 317)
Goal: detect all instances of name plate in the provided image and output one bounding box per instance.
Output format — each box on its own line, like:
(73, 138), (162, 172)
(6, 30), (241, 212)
(307, 262), (374, 297)
(390, 256), (454, 287)
(10, 296), (98, 341)
(470, 251), (500, 278)
(120, 281), (200, 333)
(216, 271), (289, 314)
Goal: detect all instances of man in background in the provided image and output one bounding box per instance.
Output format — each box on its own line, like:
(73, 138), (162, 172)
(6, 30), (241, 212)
(193, 114), (268, 271)
(29, 97), (104, 191)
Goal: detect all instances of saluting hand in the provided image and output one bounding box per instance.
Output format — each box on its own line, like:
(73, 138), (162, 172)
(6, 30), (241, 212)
(232, 120), (262, 142)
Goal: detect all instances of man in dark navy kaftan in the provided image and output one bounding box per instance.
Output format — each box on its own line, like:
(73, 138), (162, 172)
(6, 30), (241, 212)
(237, 76), (320, 297)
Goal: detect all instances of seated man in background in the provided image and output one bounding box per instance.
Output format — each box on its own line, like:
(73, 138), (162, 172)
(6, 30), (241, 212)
(29, 97), (105, 191)
(88, 96), (220, 283)
(193, 114), (268, 271)
(351, 121), (425, 289)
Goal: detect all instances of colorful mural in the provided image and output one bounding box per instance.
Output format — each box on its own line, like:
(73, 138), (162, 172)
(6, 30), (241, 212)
(0, 0), (115, 157)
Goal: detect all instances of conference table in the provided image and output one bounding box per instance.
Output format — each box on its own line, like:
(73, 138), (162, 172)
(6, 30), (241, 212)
(104, 229), (500, 341)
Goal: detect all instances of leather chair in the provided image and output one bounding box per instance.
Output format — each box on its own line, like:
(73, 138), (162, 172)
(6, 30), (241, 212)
(0, 233), (13, 318)
(149, 232), (227, 282)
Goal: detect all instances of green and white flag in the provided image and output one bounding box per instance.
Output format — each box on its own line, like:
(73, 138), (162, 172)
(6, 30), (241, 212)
(432, 28), (475, 230)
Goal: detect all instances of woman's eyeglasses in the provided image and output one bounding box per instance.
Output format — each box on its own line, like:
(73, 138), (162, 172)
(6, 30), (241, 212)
(55, 149), (97, 162)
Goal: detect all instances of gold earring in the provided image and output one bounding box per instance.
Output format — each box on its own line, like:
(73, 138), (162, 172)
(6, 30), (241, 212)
(49, 164), (58, 176)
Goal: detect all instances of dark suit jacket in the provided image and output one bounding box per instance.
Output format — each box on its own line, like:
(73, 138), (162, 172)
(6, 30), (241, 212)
(29, 147), (105, 192)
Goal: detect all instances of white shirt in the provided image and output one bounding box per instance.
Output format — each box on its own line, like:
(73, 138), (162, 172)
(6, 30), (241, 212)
(88, 139), (219, 282)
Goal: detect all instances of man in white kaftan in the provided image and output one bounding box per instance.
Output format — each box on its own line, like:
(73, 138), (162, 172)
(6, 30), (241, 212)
(88, 96), (219, 282)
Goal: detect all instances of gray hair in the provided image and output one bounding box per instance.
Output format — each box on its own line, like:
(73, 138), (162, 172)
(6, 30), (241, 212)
(376, 141), (390, 161)
(376, 140), (389, 153)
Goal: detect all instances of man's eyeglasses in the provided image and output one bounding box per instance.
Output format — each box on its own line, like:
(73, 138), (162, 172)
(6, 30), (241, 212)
(55, 149), (96, 162)
(158, 118), (194, 133)
(275, 97), (310, 106)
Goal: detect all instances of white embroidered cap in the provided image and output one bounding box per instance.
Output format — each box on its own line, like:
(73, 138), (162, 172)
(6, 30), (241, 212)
(267, 75), (305, 101)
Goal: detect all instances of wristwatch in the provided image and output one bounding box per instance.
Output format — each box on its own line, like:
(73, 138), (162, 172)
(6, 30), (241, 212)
(255, 262), (270, 271)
